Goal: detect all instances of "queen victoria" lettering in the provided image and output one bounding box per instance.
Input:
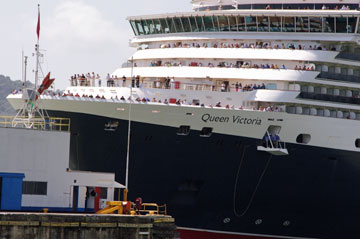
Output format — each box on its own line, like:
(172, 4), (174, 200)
(201, 113), (262, 125)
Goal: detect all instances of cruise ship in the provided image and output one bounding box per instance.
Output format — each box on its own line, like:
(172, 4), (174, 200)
(7, 0), (360, 238)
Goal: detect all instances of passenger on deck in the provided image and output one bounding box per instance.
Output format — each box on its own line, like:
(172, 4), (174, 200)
(131, 76), (135, 88)
(235, 82), (239, 92)
(120, 96), (125, 101)
(97, 74), (101, 87)
(122, 76), (126, 87)
(274, 134), (280, 148)
(91, 72), (95, 86)
(264, 135), (269, 148)
(136, 75), (140, 88)
(106, 73), (111, 87)
(269, 134), (276, 148)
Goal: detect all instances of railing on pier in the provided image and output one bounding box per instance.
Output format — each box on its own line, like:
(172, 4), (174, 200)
(0, 116), (71, 132)
(97, 201), (167, 215)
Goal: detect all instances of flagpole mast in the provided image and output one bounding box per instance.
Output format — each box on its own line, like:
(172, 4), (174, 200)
(35, 4), (40, 89)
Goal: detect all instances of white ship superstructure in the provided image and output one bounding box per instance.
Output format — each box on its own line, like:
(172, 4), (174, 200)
(7, 1), (360, 238)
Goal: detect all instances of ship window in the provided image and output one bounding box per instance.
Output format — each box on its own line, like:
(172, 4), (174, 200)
(100, 187), (108, 199)
(22, 181), (47, 195)
(200, 127), (213, 137)
(266, 83), (277, 90)
(169, 18), (177, 33)
(282, 17), (295, 32)
(160, 18), (170, 33)
(153, 19), (163, 34)
(130, 21), (139, 36)
(323, 17), (335, 33)
(104, 121), (119, 131)
(258, 16), (269, 32)
(135, 20), (144, 35)
(355, 139), (360, 148)
(212, 16), (219, 31)
(189, 17), (199, 32)
(341, 68), (348, 75)
(141, 20), (149, 34)
(314, 86), (321, 94)
(218, 16), (229, 31)
(174, 17), (184, 32)
(296, 134), (311, 144)
(296, 16), (309, 32)
(339, 89), (346, 96)
(181, 17), (191, 32)
(146, 19), (155, 34)
(270, 16), (281, 32)
(238, 16), (246, 31)
(245, 16), (257, 31)
(310, 17), (322, 32)
(336, 17), (347, 33)
(196, 16), (205, 32)
(347, 17), (357, 33)
(177, 125), (191, 136)
(203, 16), (215, 31)
(229, 16), (237, 31)
(301, 85), (308, 92)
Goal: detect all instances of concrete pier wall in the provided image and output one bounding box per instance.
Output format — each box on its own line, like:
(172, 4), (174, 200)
(0, 213), (178, 239)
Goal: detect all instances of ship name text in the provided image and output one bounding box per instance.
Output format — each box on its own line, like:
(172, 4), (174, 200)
(201, 114), (262, 125)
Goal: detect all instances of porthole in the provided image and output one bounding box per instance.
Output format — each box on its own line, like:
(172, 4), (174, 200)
(200, 127), (213, 137)
(283, 220), (290, 226)
(223, 218), (230, 224)
(355, 139), (360, 148)
(177, 126), (191, 136)
(296, 134), (311, 144)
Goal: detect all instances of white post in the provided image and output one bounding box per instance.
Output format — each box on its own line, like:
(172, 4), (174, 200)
(125, 57), (134, 191)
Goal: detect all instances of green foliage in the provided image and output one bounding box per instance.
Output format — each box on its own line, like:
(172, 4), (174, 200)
(0, 75), (33, 116)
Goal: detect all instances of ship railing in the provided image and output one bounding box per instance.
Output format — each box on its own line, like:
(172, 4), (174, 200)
(0, 116), (70, 132)
(70, 79), (269, 92)
(131, 203), (167, 215)
(139, 81), (266, 93)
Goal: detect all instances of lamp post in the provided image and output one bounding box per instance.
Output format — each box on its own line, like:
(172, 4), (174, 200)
(124, 57), (134, 201)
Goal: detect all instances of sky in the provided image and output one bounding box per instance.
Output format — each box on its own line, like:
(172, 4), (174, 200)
(0, 0), (191, 90)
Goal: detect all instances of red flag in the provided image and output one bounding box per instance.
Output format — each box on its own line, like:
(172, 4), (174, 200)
(36, 5), (40, 39)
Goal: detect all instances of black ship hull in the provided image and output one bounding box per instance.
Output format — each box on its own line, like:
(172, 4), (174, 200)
(49, 110), (360, 239)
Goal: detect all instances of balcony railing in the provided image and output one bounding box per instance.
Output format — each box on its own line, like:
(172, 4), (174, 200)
(317, 72), (360, 83)
(336, 52), (360, 62)
(298, 92), (360, 105)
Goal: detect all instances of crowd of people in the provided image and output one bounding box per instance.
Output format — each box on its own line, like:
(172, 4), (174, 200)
(70, 73), (101, 87)
(264, 4), (353, 10)
(70, 73), (147, 88)
(159, 41), (332, 51)
(149, 60), (315, 72)
(61, 90), (281, 113)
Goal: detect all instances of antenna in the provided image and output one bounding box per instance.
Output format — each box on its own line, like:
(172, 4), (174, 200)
(35, 4), (40, 89)
(12, 4), (50, 130)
